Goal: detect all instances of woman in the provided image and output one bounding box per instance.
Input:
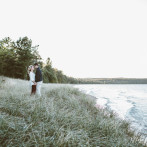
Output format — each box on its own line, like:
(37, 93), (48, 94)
(28, 65), (36, 95)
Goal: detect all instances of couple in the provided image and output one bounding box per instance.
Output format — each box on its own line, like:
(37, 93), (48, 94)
(28, 63), (43, 96)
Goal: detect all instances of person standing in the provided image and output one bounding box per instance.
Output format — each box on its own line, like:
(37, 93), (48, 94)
(34, 63), (43, 96)
(28, 65), (36, 95)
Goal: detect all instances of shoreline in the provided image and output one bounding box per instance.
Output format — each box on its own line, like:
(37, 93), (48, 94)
(83, 92), (147, 144)
(0, 76), (146, 146)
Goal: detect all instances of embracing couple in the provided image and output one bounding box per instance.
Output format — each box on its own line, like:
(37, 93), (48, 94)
(28, 63), (43, 96)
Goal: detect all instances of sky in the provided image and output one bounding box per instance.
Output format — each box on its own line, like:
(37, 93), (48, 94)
(0, 0), (147, 78)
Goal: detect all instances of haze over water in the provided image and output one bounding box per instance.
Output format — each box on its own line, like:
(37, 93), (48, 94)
(75, 84), (147, 138)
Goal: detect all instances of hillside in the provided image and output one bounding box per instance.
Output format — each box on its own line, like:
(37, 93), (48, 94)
(0, 76), (146, 146)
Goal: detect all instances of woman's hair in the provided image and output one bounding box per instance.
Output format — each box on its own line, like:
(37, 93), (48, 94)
(28, 65), (33, 74)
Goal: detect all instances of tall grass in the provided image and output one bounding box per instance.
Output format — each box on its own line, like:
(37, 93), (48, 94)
(0, 76), (146, 147)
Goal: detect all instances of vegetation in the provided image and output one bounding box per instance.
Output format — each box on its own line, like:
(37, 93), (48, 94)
(78, 78), (147, 84)
(0, 76), (146, 146)
(0, 37), (78, 83)
(1, 36), (147, 85)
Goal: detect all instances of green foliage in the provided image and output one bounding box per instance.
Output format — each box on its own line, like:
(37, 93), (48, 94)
(43, 58), (79, 84)
(0, 37), (40, 79)
(0, 37), (14, 76)
(13, 37), (35, 78)
(78, 78), (147, 84)
(43, 58), (58, 83)
(0, 37), (78, 83)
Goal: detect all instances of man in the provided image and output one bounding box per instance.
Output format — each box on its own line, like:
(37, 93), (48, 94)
(34, 63), (43, 96)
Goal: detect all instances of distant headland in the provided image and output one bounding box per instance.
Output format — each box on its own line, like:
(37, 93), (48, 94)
(78, 78), (147, 84)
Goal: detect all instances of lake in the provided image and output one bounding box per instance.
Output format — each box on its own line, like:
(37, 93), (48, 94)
(74, 84), (147, 138)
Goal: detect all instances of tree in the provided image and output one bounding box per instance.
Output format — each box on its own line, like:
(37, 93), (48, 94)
(0, 37), (16, 77)
(43, 58), (58, 83)
(13, 37), (39, 79)
(0, 36), (78, 84)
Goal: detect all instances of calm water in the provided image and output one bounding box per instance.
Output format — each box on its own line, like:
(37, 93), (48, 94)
(74, 84), (147, 137)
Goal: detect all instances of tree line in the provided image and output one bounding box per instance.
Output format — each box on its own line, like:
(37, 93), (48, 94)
(0, 37), (79, 84)
(78, 78), (147, 84)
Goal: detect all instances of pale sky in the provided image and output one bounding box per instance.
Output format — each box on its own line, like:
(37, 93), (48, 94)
(0, 0), (147, 78)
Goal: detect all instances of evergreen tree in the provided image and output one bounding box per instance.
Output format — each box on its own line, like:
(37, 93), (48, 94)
(13, 37), (39, 79)
(0, 36), (78, 83)
(0, 37), (16, 77)
(43, 58), (58, 83)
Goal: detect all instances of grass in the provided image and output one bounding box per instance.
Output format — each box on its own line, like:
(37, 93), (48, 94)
(0, 76), (146, 147)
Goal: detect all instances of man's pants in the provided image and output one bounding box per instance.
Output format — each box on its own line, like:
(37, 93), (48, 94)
(36, 81), (42, 96)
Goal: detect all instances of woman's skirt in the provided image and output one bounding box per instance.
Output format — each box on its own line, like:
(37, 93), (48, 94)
(31, 85), (36, 95)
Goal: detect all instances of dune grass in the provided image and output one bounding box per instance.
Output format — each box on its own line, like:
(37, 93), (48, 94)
(0, 76), (146, 147)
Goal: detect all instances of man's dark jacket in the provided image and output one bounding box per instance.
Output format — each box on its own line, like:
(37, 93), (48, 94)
(35, 67), (43, 82)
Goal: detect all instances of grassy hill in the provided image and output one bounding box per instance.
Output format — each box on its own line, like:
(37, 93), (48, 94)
(0, 76), (146, 146)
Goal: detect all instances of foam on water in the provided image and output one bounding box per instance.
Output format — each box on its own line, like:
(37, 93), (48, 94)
(74, 84), (147, 138)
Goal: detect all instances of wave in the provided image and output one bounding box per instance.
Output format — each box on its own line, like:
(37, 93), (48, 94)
(74, 84), (147, 138)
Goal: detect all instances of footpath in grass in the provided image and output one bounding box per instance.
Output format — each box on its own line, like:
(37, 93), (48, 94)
(0, 76), (146, 146)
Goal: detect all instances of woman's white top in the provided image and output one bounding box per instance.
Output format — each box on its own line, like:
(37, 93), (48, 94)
(29, 71), (35, 86)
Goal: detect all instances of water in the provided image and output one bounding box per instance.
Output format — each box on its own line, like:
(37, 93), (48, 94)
(74, 84), (147, 138)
